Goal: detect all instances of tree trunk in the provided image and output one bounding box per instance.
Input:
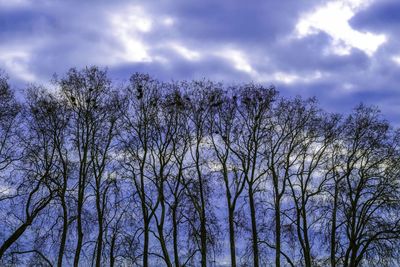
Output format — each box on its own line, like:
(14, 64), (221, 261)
(248, 185), (259, 267)
(110, 232), (116, 267)
(57, 194), (68, 267)
(301, 204), (311, 267)
(199, 189), (207, 267)
(172, 205), (180, 267)
(95, 201), (103, 267)
(275, 200), (281, 267)
(330, 184), (338, 267)
(228, 206), (237, 267)
(0, 196), (50, 259)
(0, 222), (31, 259)
(157, 188), (172, 267)
(74, 184), (84, 267)
(143, 219), (149, 267)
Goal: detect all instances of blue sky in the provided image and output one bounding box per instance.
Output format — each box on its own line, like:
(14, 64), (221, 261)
(1, 0), (400, 124)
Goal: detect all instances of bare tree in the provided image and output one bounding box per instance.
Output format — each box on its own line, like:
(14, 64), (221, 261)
(1, 69), (400, 266)
(119, 73), (161, 267)
(182, 81), (222, 267)
(208, 88), (247, 267)
(88, 86), (120, 267)
(163, 87), (193, 267)
(261, 97), (319, 266)
(28, 88), (71, 267)
(230, 84), (276, 267)
(0, 88), (58, 261)
(286, 108), (340, 267)
(329, 105), (400, 267)
(0, 73), (21, 202)
(58, 66), (116, 266)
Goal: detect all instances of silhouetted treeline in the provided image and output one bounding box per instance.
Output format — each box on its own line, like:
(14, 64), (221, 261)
(0, 67), (400, 267)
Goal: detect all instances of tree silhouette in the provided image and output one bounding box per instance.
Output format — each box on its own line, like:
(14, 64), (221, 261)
(0, 67), (399, 267)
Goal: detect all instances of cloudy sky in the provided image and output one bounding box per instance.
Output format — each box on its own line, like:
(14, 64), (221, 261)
(1, 0), (399, 123)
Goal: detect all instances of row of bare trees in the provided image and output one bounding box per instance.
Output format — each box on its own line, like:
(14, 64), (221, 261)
(0, 67), (399, 266)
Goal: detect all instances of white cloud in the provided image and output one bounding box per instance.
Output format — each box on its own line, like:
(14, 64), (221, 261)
(217, 48), (323, 84)
(218, 49), (254, 74)
(162, 17), (175, 27)
(0, 46), (36, 82)
(392, 55), (400, 65)
(170, 43), (201, 61)
(295, 0), (386, 56)
(107, 6), (152, 64)
(110, 6), (152, 33)
(0, 0), (30, 8)
(272, 71), (323, 84)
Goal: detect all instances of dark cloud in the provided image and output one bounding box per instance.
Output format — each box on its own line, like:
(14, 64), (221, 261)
(0, 0), (399, 125)
(143, 0), (315, 44)
(350, 0), (400, 34)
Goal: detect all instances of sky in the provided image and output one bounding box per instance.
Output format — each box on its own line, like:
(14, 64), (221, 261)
(1, 0), (400, 124)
